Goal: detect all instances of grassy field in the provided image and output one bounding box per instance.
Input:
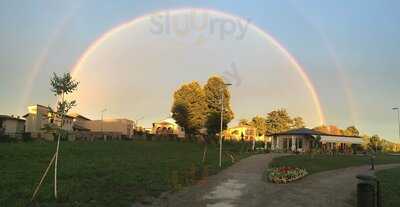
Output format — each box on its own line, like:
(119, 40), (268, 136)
(0, 140), (250, 207)
(376, 166), (400, 207)
(269, 154), (400, 174)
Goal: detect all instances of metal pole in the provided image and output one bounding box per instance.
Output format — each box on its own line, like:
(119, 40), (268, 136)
(134, 116), (144, 137)
(219, 88), (224, 168)
(397, 109), (400, 140)
(101, 111), (103, 133)
(135, 116), (144, 129)
(392, 107), (400, 140)
(101, 109), (106, 141)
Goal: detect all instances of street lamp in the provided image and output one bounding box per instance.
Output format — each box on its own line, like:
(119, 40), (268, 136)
(135, 116), (144, 128)
(392, 107), (400, 140)
(219, 83), (232, 168)
(135, 116), (144, 135)
(101, 109), (107, 140)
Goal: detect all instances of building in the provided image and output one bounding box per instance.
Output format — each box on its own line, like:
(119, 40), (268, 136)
(270, 127), (363, 153)
(23, 104), (74, 139)
(83, 118), (134, 138)
(225, 125), (267, 142)
(0, 115), (25, 138)
(152, 117), (185, 138)
(67, 113), (135, 140)
(69, 113), (91, 131)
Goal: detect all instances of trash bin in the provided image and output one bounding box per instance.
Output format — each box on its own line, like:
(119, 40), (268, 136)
(356, 174), (381, 207)
(357, 181), (375, 207)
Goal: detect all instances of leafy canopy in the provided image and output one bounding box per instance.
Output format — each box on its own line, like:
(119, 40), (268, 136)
(171, 81), (208, 136)
(292, 117), (305, 129)
(50, 72), (79, 96)
(250, 116), (267, 136)
(204, 76), (234, 136)
(265, 109), (293, 134)
(49, 72), (79, 120)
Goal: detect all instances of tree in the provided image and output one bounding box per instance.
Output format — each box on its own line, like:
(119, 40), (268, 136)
(361, 134), (370, 150)
(251, 116), (267, 136)
(344, 126), (360, 136)
(171, 81), (208, 138)
(368, 135), (382, 152)
(204, 76), (234, 137)
(265, 109), (293, 134)
(50, 72), (79, 198)
(292, 117), (305, 129)
(310, 135), (322, 158)
(31, 72), (79, 201)
(238, 118), (250, 126)
(251, 116), (268, 150)
(313, 125), (343, 135)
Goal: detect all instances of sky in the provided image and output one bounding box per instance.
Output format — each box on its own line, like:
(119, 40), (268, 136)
(1, 0), (399, 142)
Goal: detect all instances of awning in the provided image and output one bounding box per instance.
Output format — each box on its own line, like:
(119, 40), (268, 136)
(319, 135), (363, 144)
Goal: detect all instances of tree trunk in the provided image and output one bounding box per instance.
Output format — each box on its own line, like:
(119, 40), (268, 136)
(202, 144), (208, 163)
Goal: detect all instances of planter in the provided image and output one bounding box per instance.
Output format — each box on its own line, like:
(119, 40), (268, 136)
(267, 166), (308, 184)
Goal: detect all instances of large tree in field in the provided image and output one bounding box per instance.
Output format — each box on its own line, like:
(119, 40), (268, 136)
(265, 109), (293, 134)
(171, 81), (208, 137)
(204, 76), (234, 137)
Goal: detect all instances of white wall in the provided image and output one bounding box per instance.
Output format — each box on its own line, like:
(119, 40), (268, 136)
(82, 119), (133, 136)
(3, 119), (25, 134)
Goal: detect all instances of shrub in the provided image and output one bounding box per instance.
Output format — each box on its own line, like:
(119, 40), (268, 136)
(0, 135), (14, 143)
(22, 133), (32, 142)
(168, 170), (182, 191)
(146, 134), (153, 141)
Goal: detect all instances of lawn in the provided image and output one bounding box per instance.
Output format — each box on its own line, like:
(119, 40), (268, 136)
(269, 154), (400, 174)
(376, 166), (400, 207)
(0, 140), (249, 207)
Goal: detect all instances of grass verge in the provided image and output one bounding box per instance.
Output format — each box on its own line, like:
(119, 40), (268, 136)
(0, 140), (252, 207)
(376, 166), (400, 207)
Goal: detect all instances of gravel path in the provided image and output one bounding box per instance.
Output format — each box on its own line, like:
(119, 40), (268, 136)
(146, 154), (400, 207)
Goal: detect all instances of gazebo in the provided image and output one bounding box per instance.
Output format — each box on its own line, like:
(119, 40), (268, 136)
(269, 128), (363, 153)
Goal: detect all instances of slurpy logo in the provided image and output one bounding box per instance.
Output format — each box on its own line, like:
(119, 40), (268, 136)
(150, 10), (250, 43)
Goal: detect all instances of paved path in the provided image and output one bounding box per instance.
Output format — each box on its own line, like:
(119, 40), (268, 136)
(259, 163), (400, 207)
(148, 154), (400, 207)
(152, 153), (283, 207)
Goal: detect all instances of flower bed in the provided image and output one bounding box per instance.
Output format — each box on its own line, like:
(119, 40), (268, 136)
(267, 166), (308, 184)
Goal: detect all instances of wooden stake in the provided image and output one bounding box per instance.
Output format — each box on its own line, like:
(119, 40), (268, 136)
(31, 152), (56, 201)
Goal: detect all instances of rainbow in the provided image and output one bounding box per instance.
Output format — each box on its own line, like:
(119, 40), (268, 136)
(70, 8), (326, 125)
(289, 3), (357, 125)
(20, 5), (81, 112)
